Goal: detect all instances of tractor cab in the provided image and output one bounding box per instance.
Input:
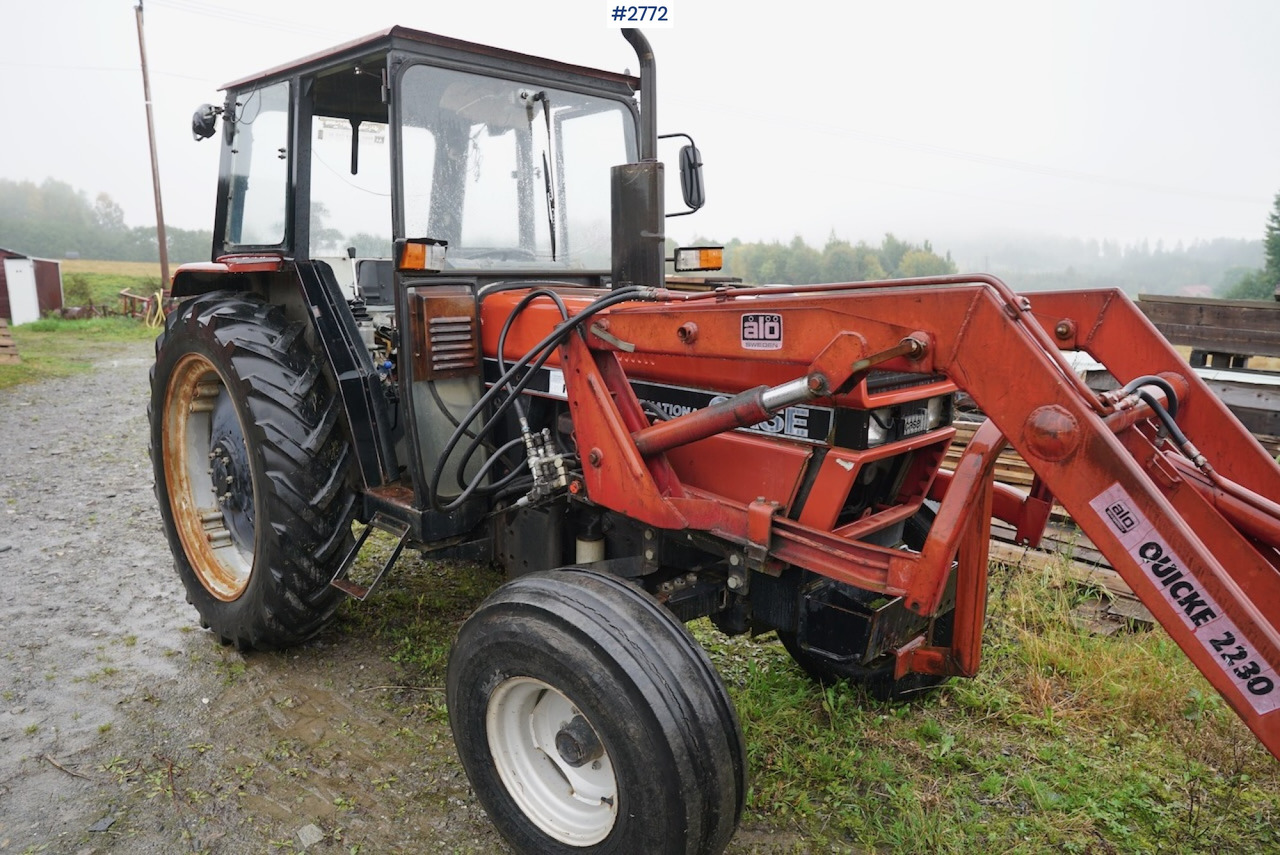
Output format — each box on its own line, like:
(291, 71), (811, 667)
(194, 27), (647, 295)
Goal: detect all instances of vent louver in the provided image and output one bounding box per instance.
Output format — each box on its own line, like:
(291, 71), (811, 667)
(428, 315), (478, 374)
(408, 288), (481, 381)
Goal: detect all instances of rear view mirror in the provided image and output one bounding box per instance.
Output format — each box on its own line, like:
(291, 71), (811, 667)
(678, 144), (705, 212)
(191, 103), (221, 141)
(659, 133), (705, 217)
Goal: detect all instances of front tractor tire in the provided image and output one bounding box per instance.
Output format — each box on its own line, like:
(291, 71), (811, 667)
(150, 291), (356, 649)
(447, 569), (746, 855)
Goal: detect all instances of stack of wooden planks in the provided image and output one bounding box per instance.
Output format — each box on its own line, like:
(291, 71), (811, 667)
(0, 319), (19, 364)
(946, 418), (1155, 629)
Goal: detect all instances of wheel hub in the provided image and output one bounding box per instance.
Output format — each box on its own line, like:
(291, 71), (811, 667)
(555, 714), (605, 768)
(161, 353), (255, 602)
(209, 393), (254, 553)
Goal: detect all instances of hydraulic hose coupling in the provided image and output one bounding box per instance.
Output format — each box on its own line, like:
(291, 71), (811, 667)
(520, 419), (570, 503)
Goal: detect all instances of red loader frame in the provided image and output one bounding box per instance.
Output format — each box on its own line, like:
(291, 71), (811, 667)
(485, 274), (1280, 759)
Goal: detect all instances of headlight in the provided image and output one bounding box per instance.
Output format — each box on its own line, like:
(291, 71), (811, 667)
(926, 396), (946, 430)
(866, 407), (894, 446)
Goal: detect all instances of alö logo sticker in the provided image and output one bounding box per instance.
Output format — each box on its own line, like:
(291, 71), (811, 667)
(1103, 500), (1137, 534)
(741, 313), (782, 350)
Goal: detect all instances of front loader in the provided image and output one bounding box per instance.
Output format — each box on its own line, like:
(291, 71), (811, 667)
(150, 25), (1280, 854)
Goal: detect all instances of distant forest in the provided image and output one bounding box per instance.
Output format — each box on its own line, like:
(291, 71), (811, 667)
(698, 232), (1265, 297)
(0, 178), (212, 264)
(947, 233), (1266, 297)
(701, 191), (1280, 298)
(1, 177), (1273, 299)
(710, 234), (958, 285)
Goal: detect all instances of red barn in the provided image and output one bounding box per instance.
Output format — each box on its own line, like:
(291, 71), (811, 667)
(0, 248), (63, 324)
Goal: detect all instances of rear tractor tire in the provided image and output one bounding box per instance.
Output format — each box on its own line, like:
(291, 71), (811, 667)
(149, 291), (356, 649)
(447, 569), (746, 855)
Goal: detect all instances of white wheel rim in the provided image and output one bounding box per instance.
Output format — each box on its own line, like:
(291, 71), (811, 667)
(486, 677), (618, 845)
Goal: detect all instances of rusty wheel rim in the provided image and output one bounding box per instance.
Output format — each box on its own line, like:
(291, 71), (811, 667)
(162, 352), (254, 601)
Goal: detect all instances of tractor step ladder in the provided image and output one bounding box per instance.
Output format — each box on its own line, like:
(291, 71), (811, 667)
(329, 512), (412, 601)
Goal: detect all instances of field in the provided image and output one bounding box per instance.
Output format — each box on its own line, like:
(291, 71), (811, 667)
(59, 259), (164, 278)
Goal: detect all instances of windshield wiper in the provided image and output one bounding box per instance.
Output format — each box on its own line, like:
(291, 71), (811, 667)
(532, 91), (557, 261)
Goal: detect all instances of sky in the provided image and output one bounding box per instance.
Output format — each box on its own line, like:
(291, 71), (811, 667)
(1, 0), (1278, 251)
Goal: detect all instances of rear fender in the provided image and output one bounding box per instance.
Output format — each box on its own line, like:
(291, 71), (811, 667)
(169, 259), (402, 492)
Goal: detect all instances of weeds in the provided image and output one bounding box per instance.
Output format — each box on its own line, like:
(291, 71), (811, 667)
(691, 553), (1280, 853)
(336, 534), (502, 686)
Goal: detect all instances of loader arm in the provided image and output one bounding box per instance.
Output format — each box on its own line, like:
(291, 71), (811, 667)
(537, 275), (1280, 760)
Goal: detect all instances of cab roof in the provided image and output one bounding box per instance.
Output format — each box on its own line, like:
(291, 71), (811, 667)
(221, 25), (640, 94)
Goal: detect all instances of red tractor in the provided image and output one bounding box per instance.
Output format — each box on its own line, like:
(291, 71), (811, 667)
(153, 26), (1280, 854)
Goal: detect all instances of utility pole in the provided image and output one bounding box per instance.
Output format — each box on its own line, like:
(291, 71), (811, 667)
(135, 0), (171, 287)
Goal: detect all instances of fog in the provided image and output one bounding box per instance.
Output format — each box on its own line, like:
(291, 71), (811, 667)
(2, 0), (1277, 251)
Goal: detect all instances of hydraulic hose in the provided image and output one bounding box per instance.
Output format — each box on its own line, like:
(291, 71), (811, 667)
(1122, 375), (1209, 472)
(428, 286), (655, 511)
(1121, 374), (1179, 419)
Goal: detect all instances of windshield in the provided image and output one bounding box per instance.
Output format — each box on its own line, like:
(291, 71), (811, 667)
(398, 64), (636, 269)
(224, 80), (291, 247)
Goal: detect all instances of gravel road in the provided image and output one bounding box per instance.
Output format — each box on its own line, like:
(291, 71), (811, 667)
(0, 340), (504, 855)
(0, 340), (813, 855)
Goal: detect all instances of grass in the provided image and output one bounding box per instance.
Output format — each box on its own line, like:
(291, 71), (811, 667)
(0, 316), (155, 389)
(694, 556), (1280, 853)
(59, 259), (166, 314)
(0, 258), (162, 388)
(336, 531), (504, 687)
(63, 271), (166, 309)
(348, 546), (1280, 854)
(32, 258), (167, 316)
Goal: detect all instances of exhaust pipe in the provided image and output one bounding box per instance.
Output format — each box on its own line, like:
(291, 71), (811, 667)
(611, 29), (664, 289)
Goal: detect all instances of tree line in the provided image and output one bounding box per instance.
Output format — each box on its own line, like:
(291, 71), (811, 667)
(703, 233), (957, 286)
(697, 231), (1267, 297)
(0, 178), (212, 264)
(1219, 191), (1280, 299)
(3, 177), (1275, 299)
(947, 234), (1265, 296)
